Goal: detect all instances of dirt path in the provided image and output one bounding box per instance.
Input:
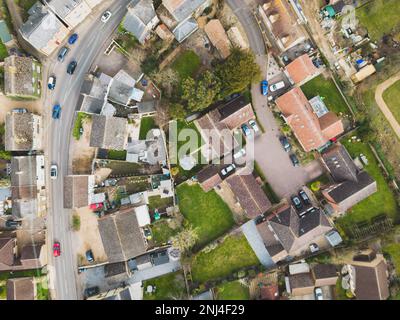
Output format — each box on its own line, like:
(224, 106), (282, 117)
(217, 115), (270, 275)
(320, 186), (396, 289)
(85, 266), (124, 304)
(375, 72), (400, 140)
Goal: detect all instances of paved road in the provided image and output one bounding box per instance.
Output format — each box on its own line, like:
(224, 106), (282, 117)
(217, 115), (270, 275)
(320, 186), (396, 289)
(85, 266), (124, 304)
(227, 0), (324, 199)
(43, 0), (131, 300)
(375, 72), (400, 140)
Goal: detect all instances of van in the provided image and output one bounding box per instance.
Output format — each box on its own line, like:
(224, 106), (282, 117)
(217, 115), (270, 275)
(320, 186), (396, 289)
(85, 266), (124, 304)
(269, 81), (285, 92)
(58, 46), (69, 62)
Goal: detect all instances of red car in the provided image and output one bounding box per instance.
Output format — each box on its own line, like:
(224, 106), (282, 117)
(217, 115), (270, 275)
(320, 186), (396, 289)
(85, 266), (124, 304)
(53, 242), (61, 257)
(90, 203), (103, 210)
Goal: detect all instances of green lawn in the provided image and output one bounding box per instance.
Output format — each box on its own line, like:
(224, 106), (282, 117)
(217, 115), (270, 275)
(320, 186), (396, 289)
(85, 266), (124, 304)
(36, 283), (49, 300)
(72, 112), (91, 140)
(336, 137), (398, 231)
(143, 271), (187, 300)
(383, 243), (400, 276)
(191, 234), (260, 283)
(356, 0), (400, 40)
(176, 120), (204, 155)
(148, 195), (174, 211)
(216, 281), (250, 300)
(139, 116), (157, 140)
(172, 50), (201, 79)
(176, 183), (235, 247)
(151, 219), (180, 245)
(107, 150), (127, 160)
(301, 74), (350, 116)
(383, 80), (400, 125)
(0, 285), (6, 299)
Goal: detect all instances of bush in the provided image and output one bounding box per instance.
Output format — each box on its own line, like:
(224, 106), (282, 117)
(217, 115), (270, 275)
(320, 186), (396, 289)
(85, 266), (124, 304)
(142, 54), (158, 75)
(311, 181), (321, 192)
(72, 112), (90, 140)
(72, 215), (80, 231)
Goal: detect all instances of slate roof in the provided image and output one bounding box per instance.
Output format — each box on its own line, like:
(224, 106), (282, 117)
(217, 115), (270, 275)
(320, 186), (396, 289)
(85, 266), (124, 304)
(227, 174), (272, 218)
(123, 0), (158, 43)
(4, 56), (36, 97)
(163, 0), (208, 22)
(90, 115), (128, 150)
(98, 206), (147, 263)
(6, 277), (35, 300)
(45, 0), (84, 18)
(312, 264), (337, 279)
(63, 175), (90, 208)
(20, 244), (44, 269)
(108, 70), (138, 106)
(0, 237), (15, 269)
(5, 113), (39, 151)
(289, 272), (314, 289)
(173, 18), (198, 43)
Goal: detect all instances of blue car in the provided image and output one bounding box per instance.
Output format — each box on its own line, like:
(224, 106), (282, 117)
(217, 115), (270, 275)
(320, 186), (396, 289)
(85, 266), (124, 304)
(261, 80), (269, 96)
(52, 104), (61, 119)
(68, 33), (78, 45)
(241, 124), (252, 137)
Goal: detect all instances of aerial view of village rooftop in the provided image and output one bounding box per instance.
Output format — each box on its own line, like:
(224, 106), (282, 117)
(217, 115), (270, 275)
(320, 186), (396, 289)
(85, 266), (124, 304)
(0, 0), (400, 306)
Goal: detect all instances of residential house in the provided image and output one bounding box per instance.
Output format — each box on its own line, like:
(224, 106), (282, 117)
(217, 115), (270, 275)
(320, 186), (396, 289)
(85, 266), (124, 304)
(286, 54), (320, 85)
(275, 88), (343, 152)
(63, 175), (95, 209)
(4, 56), (41, 99)
(122, 0), (160, 44)
(348, 250), (389, 300)
(311, 264), (338, 287)
(197, 165), (223, 192)
(107, 70), (144, 107)
(288, 272), (315, 296)
(6, 277), (36, 300)
(227, 27), (248, 50)
(44, 0), (91, 29)
(256, 205), (333, 262)
(258, 0), (307, 52)
(226, 174), (272, 218)
(90, 115), (128, 150)
(10, 156), (45, 220)
(19, 243), (47, 269)
(204, 19), (231, 59)
(0, 237), (16, 271)
(155, 23), (174, 41)
(98, 206), (148, 263)
(78, 73), (111, 114)
(20, 2), (69, 56)
(5, 112), (42, 151)
(321, 144), (377, 214)
(195, 96), (254, 160)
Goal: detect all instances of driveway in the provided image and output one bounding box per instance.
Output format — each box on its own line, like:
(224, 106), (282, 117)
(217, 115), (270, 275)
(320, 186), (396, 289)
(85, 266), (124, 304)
(375, 72), (400, 140)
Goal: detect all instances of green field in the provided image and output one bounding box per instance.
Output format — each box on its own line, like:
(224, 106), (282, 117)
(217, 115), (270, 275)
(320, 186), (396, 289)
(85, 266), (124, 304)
(172, 50), (201, 79)
(151, 219), (180, 245)
(383, 80), (400, 125)
(356, 0), (400, 40)
(216, 281), (250, 300)
(139, 116), (157, 140)
(336, 137), (398, 231)
(191, 234), (260, 283)
(301, 74), (350, 116)
(143, 272), (187, 300)
(176, 183), (234, 247)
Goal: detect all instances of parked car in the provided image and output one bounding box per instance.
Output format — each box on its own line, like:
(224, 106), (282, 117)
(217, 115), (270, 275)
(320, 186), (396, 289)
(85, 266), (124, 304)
(52, 104), (61, 119)
(85, 250), (94, 263)
(291, 195), (303, 210)
(68, 33), (78, 45)
(310, 243), (320, 253)
(249, 120), (260, 133)
(279, 136), (291, 152)
(67, 60), (77, 75)
(233, 148), (246, 159)
(221, 164), (236, 176)
(50, 164), (58, 179)
(260, 80), (269, 96)
(12, 108), (28, 114)
(57, 46), (69, 62)
(90, 203), (103, 211)
(289, 153), (300, 167)
(53, 242), (61, 257)
(48, 75), (56, 90)
(299, 190), (310, 205)
(84, 287), (100, 298)
(101, 10), (112, 23)
(5, 220), (21, 228)
(144, 227), (152, 240)
(315, 287), (323, 300)
(269, 81), (285, 92)
(241, 124), (252, 137)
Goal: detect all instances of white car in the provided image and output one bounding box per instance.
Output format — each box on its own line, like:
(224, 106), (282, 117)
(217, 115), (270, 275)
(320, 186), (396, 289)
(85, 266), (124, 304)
(314, 287), (323, 300)
(249, 120), (260, 133)
(50, 165), (58, 180)
(233, 148), (246, 159)
(221, 164), (236, 176)
(101, 11), (112, 23)
(269, 81), (285, 92)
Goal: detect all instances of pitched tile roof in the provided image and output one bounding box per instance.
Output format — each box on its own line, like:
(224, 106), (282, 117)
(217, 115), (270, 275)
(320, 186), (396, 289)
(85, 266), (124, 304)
(0, 237), (15, 269)
(90, 115), (128, 150)
(63, 175), (91, 208)
(6, 277), (35, 300)
(4, 56), (36, 97)
(217, 96), (255, 129)
(172, 18), (198, 43)
(319, 112), (344, 141)
(163, 0), (208, 22)
(197, 165), (223, 192)
(286, 54), (319, 84)
(227, 174), (272, 218)
(98, 206), (147, 263)
(275, 88), (328, 152)
(312, 264), (337, 279)
(204, 19), (231, 59)
(288, 272), (314, 289)
(5, 113), (41, 151)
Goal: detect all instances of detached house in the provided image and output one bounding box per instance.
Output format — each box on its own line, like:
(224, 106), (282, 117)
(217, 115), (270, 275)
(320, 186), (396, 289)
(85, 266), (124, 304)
(90, 115), (128, 150)
(44, 0), (91, 29)
(4, 56), (41, 99)
(321, 144), (377, 215)
(122, 0), (159, 44)
(275, 88), (344, 152)
(5, 112), (42, 151)
(20, 2), (69, 56)
(286, 54), (321, 85)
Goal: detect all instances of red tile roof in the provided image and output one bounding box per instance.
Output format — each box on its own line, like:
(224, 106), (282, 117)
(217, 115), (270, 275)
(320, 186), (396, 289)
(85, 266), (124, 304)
(286, 54), (319, 84)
